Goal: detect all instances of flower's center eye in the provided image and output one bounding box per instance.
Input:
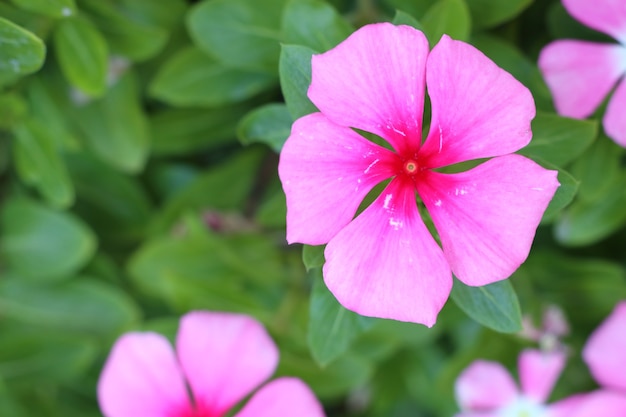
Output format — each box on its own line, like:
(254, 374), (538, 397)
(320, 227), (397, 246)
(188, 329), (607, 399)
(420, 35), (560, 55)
(403, 159), (418, 174)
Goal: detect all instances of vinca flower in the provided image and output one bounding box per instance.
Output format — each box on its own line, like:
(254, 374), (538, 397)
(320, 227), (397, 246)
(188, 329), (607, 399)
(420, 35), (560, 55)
(279, 23), (559, 326)
(98, 311), (325, 417)
(455, 349), (583, 417)
(539, 0), (626, 147)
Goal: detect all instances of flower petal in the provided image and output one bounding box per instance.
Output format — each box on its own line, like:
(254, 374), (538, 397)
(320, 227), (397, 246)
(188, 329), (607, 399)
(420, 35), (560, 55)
(562, 0), (626, 44)
(417, 155), (559, 286)
(518, 349), (566, 403)
(419, 35), (535, 168)
(455, 360), (518, 411)
(547, 394), (589, 417)
(278, 112), (396, 245)
(569, 390), (626, 417)
(538, 40), (626, 118)
(323, 177), (451, 326)
(176, 311), (279, 416)
(604, 79), (626, 147)
(97, 333), (189, 417)
(583, 302), (626, 391)
(308, 23), (428, 154)
(234, 378), (325, 417)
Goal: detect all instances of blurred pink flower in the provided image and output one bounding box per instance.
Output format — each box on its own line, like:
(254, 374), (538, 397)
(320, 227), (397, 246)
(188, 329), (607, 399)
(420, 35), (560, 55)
(278, 23), (559, 326)
(538, 0), (626, 147)
(98, 311), (325, 417)
(569, 301), (626, 416)
(455, 349), (584, 417)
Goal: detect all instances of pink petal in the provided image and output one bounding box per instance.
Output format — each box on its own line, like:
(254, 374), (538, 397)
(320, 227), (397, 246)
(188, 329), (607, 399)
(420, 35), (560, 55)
(538, 40), (626, 118)
(176, 311), (279, 416)
(455, 360), (518, 411)
(562, 0), (626, 44)
(97, 333), (189, 417)
(323, 177), (451, 326)
(547, 394), (589, 417)
(419, 34), (535, 169)
(583, 302), (626, 391)
(417, 155), (559, 286)
(568, 390), (626, 417)
(308, 23), (428, 154)
(518, 349), (566, 403)
(234, 378), (325, 417)
(278, 112), (396, 245)
(604, 79), (626, 147)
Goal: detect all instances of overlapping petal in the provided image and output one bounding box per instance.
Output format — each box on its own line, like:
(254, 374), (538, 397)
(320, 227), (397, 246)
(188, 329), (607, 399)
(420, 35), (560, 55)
(538, 41), (626, 118)
(97, 333), (189, 417)
(278, 113), (396, 245)
(569, 390), (626, 417)
(548, 394), (589, 417)
(417, 155), (559, 286)
(583, 302), (626, 391)
(455, 360), (518, 411)
(518, 349), (566, 403)
(604, 79), (626, 147)
(176, 312), (279, 416)
(235, 378), (325, 417)
(562, 0), (626, 44)
(323, 178), (451, 326)
(419, 35), (535, 169)
(308, 23), (428, 154)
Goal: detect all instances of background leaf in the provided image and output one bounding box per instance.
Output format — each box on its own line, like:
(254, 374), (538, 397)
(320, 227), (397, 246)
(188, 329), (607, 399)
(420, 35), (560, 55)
(0, 17), (45, 86)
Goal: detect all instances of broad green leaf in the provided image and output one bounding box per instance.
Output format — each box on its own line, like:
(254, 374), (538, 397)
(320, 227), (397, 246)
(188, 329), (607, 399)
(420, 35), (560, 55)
(520, 112), (597, 167)
(0, 197), (96, 281)
(422, 0), (471, 43)
(255, 189), (287, 228)
(0, 278), (141, 336)
(237, 103), (292, 152)
(383, 0), (432, 19)
(541, 165), (578, 223)
(9, 0), (76, 18)
(79, 0), (169, 61)
(279, 44), (318, 119)
(151, 105), (251, 156)
(12, 118), (74, 208)
(73, 72), (149, 173)
(302, 244), (325, 271)
(0, 17), (45, 86)
(281, 0), (353, 52)
(392, 9), (425, 30)
(450, 278), (522, 333)
(308, 271), (376, 366)
(187, 0), (286, 72)
(0, 92), (27, 129)
(150, 47), (276, 107)
(555, 172), (626, 246)
(116, 0), (187, 30)
(53, 16), (108, 96)
(465, 0), (532, 29)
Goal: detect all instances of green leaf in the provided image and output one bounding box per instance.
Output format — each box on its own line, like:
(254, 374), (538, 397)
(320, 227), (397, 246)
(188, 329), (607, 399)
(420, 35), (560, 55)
(302, 244), (325, 271)
(279, 44), (318, 119)
(0, 92), (27, 129)
(0, 197), (97, 281)
(422, 0), (471, 43)
(73, 72), (149, 173)
(554, 172), (626, 246)
(0, 278), (141, 336)
(541, 165), (578, 223)
(0, 17), (45, 86)
(237, 103), (292, 152)
(53, 16), (108, 96)
(308, 270), (376, 366)
(465, 0), (532, 29)
(281, 0), (353, 52)
(12, 118), (74, 208)
(450, 278), (522, 333)
(187, 0), (286, 72)
(9, 0), (76, 18)
(383, 0), (432, 19)
(255, 189), (287, 228)
(520, 112), (598, 167)
(392, 9), (425, 30)
(149, 47), (276, 107)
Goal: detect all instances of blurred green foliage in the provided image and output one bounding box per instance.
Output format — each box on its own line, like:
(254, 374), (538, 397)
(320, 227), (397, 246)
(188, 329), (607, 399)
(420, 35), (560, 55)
(1, 0), (626, 416)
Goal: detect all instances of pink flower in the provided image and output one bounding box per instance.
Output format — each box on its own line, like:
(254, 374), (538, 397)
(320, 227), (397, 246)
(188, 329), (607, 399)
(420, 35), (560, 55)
(569, 301), (626, 416)
(278, 23), (559, 326)
(538, 0), (626, 147)
(97, 311), (325, 417)
(455, 349), (584, 417)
